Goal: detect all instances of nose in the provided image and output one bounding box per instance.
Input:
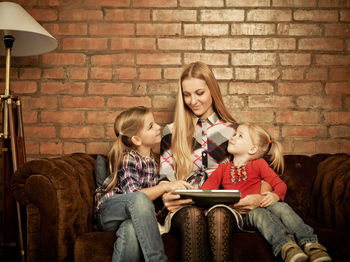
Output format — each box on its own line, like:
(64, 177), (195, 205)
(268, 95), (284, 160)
(190, 95), (198, 105)
(155, 123), (161, 131)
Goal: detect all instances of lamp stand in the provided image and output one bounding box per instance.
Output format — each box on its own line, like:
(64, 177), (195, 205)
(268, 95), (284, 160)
(1, 35), (26, 262)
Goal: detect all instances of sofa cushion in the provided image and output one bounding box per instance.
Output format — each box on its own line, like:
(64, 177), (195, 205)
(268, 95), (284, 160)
(94, 154), (109, 188)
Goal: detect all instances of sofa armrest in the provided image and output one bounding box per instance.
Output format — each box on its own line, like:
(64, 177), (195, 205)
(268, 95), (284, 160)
(11, 153), (96, 261)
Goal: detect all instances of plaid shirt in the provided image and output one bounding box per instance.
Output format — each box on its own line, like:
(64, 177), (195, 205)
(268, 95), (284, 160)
(95, 150), (159, 211)
(160, 112), (237, 188)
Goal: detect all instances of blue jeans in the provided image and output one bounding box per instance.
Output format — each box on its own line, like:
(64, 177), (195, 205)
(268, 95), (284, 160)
(97, 192), (167, 262)
(245, 202), (318, 256)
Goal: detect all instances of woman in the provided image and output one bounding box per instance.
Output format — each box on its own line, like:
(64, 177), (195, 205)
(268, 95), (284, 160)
(159, 62), (269, 261)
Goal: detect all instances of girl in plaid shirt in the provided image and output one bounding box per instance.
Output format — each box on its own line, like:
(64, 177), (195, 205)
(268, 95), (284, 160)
(95, 106), (191, 262)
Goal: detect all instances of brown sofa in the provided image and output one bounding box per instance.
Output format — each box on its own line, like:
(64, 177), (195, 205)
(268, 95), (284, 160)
(11, 153), (350, 261)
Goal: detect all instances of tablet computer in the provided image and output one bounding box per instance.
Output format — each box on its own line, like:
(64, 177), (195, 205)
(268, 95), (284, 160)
(174, 189), (241, 207)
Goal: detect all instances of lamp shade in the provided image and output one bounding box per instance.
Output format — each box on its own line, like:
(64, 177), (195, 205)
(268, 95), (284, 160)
(0, 2), (57, 56)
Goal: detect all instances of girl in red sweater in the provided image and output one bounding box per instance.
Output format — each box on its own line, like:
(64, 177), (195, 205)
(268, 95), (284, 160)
(202, 123), (331, 262)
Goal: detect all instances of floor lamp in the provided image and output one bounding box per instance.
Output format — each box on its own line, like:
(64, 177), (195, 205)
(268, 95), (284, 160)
(0, 2), (57, 261)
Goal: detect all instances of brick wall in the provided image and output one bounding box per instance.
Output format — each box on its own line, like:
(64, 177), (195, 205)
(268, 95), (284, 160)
(1, 0), (350, 160)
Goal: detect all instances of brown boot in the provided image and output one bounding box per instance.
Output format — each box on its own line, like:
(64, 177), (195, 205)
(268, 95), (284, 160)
(281, 242), (308, 262)
(304, 242), (332, 262)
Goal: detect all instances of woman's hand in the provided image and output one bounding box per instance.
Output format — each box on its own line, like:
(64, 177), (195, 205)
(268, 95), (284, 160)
(165, 180), (193, 192)
(260, 192), (280, 207)
(233, 194), (263, 214)
(162, 190), (194, 213)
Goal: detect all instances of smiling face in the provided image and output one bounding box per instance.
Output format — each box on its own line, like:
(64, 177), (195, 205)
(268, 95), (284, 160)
(181, 77), (214, 119)
(227, 125), (255, 157)
(137, 112), (161, 148)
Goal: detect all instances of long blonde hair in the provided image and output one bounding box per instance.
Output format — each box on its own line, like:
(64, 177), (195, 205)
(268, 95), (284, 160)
(105, 106), (151, 192)
(172, 61), (237, 180)
(243, 123), (285, 174)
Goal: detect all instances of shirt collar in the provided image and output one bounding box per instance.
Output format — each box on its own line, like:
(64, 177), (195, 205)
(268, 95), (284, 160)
(194, 111), (219, 125)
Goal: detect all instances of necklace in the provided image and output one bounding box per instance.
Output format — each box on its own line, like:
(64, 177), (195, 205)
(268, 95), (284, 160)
(230, 164), (247, 183)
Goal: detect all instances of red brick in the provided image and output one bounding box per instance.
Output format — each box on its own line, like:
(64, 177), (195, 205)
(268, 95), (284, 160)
(231, 23), (275, 35)
(227, 0), (270, 7)
(111, 38), (156, 50)
(329, 68), (350, 81)
(86, 142), (111, 155)
(319, 0), (350, 7)
(296, 95), (342, 109)
(147, 83), (177, 95)
(294, 10), (338, 22)
(325, 24), (350, 36)
(107, 96), (152, 108)
(325, 82), (350, 94)
(40, 141), (63, 155)
(137, 24), (181, 35)
(247, 10), (291, 21)
(340, 10), (350, 21)
(105, 9), (150, 21)
(28, 8), (57, 21)
(68, 68), (89, 80)
(91, 54), (134, 66)
(11, 81), (37, 94)
(278, 82), (322, 95)
(329, 126), (350, 138)
(25, 140), (39, 155)
(137, 53), (181, 65)
(279, 53), (311, 66)
(134, 0), (177, 7)
(232, 53), (276, 66)
(59, 9), (103, 21)
(316, 140), (340, 154)
(212, 68), (234, 80)
(153, 10), (197, 22)
(293, 141), (316, 154)
(276, 111), (319, 124)
(24, 125), (57, 138)
(324, 112), (350, 124)
(85, 0), (130, 7)
(341, 141), (350, 153)
(139, 68), (162, 80)
(90, 23), (134, 36)
(153, 111), (174, 124)
(305, 68), (328, 81)
(299, 38), (343, 51)
(153, 96), (176, 109)
(22, 111), (38, 124)
(184, 24), (229, 36)
(252, 38), (296, 50)
(164, 68), (183, 80)
(90, 67), (113, 80)
(233, 110), (274, 123)
(61, 126), (104, 139)
(259, 68), (280, 80)
(185, 53), (229, 65)
(41, 82), (85, 95)
(180, 0), (224, 7)
(159, 39), (202, 50)
(63, 142), (85, 154)
(41, 111), (85, 124)
(21, 96), (58, 109)
(277, 23), (321, 36)
(316, 55), (350, 66)
(43, 68), (65, 79)
(200, 10), (244, 21)
(115, 68), (137, 80)
(88, 82), (132, 95)
(282, 68), (305, 80)
(44, 23), (88, 36)
(205, 38), (249, 50)
(87, 111), (118, 124)
(282, 126), (327, 138)
(63, 38), (108, 50)
(229, 82), (273, 94)
(43, 53), (86, 66)
(272, 0), (316, 7)
(19, 68), (41, 80)
(248, 95), (294, 108)
(61, 96), (104, 108)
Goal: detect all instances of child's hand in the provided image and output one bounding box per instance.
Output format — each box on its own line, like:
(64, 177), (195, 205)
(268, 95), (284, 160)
(166, 180), (193, 192)
(260, 192), (280, 207)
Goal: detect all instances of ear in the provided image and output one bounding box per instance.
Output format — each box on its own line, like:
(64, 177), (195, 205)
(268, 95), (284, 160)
(131, 135), (142, 146)
(248, 145), (258, 155)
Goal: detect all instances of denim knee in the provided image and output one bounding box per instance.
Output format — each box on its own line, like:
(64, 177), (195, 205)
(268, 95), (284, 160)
(132, 192), (155, 213)
(247, 207), (267, 227)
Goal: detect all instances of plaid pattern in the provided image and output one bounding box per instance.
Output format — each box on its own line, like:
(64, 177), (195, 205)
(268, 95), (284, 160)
(160, 112), (237, 188)
(95, 150), (159, 211)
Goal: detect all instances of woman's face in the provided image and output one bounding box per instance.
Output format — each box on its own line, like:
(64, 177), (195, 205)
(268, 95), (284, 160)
(182, 77), (214, 119)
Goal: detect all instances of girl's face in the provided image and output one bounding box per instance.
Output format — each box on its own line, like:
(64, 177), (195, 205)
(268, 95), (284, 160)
(227, 125), (254, 156)
(137, 112), (161, 148)
(182, 77), (214, 119)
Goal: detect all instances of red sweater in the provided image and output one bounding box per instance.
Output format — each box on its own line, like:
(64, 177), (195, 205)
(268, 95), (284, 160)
(201, 158), (287, 201)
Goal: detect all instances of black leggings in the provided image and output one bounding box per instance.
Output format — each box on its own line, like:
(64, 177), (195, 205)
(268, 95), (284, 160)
(172, 206), (237, 262)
